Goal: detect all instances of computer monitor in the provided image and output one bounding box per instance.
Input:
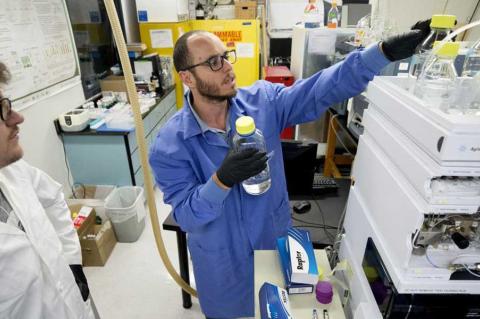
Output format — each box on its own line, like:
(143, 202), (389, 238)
(281, 140), (318, 195)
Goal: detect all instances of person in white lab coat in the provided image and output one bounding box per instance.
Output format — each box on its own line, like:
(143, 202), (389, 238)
(0, 62), (95, 319)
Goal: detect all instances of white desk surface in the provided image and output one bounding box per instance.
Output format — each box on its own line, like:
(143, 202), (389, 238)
(254, 250), (346, 319)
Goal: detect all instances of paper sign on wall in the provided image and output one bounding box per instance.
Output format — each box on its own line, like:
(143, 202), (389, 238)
(308, 29), (337, 55)
(236, 42), (254, 58)
(213, 31), (242, 42)
(150, 29), (173, 48)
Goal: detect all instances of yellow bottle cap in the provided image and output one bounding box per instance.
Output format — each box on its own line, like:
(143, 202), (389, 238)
(235, 116), (255, 135)
(433, 41), (460, 57)
(430, 14), (456, 29)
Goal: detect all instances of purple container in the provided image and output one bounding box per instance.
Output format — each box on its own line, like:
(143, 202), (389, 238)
(315, 281), (333, 304)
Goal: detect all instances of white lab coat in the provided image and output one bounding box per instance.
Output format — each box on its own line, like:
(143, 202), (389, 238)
(0, 160), (94, 319)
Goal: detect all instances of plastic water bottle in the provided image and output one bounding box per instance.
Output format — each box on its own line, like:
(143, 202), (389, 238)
(414, 41), (460, 113)
(409, 15), (456, 78)
(303, 0), (323, 29)
(327, 0), (340, 29)
(233, 116), (271, 195)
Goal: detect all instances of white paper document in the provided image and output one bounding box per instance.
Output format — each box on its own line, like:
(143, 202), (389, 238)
(308, 29), (337, 55)
(236, 42), (254, 58)
(150, 29), (174, 48)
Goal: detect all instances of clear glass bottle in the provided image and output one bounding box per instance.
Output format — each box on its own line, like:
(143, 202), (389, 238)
(233, 116), (271, 195)
(409, 15), (456, 78)
(327, 0), (340, 29)
(462, 39), (480, 77)
(354, 14), (370, 47)
(414, 41), (460, 113)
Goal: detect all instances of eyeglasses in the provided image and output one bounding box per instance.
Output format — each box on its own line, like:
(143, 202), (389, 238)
(182, 50), (237, 72)
(0, 98), (12, 122)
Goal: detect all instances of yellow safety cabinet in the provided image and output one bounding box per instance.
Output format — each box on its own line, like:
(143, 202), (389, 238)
(139, 21), (191, 108)
(140, 20), (260, 108)
(191, 20), (260, 87)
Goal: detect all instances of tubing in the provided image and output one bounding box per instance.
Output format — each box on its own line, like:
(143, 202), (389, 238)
(103, 0), (197, 297)
(422, 20), (480, 74)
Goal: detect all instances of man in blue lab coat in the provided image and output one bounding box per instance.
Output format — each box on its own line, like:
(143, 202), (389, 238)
(149, 21), (431, 318)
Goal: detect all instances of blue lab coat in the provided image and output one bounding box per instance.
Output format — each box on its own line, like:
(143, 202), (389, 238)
(149, 44), (390, 318)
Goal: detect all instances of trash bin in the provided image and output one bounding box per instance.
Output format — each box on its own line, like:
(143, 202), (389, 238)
(67, 185), (116, 221)
(104, 186), (146, 243)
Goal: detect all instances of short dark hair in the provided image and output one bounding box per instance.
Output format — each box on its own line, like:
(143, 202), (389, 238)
(0, 63), (10, 85)
(173, 30), (208, 72)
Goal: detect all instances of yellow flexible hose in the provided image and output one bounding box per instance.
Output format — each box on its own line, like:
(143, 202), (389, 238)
(103, 0), (197, 298)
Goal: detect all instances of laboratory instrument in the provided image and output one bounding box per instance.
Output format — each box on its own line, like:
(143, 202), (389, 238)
(58, 109), (90, 132)
(337, 74), (480, 318)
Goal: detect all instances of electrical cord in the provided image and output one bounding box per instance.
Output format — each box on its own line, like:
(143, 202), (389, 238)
(310, 194), (336, 243)
(293, 225), (337, 239)
(60, 134), (77, 199)
(290, 215), (337, 229)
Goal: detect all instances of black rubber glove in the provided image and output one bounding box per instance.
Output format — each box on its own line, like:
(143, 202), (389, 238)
(70, 264), (90, 302)
(381, 19), (432, 61)
(216, 148), (267, 188)
(411, 19), (432, 36)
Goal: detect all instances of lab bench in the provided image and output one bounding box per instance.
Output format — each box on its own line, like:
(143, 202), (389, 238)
(254, 250), (346, 319)
(60, 87), (176, 187)
(162, 179), (351, 309)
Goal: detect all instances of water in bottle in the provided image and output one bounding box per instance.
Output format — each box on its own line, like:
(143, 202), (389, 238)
(233, 116), (271, 195)
(462, 39), (480, 78)
(413, 42), (460, 113)
(409, 15), (456, 78)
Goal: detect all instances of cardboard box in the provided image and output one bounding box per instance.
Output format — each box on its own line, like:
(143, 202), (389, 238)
(80, 220), (117, 267)
(67, 185), (116, 221)
(69, 204), (96, 238)
(234, 0), (257, 19)
(99, 75), (128, 93)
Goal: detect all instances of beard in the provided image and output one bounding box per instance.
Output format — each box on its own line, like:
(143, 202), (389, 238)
(192, 72), (237, 102)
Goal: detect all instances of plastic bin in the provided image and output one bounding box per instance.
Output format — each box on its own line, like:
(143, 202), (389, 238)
(67, 185), (116, 220)
(104, 186), (146, 242)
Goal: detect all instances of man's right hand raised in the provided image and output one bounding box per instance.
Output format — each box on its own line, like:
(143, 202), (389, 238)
(215, 148), (267, 188)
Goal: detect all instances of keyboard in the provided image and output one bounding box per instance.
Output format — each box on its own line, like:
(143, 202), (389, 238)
(312, 174), (338, 193)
